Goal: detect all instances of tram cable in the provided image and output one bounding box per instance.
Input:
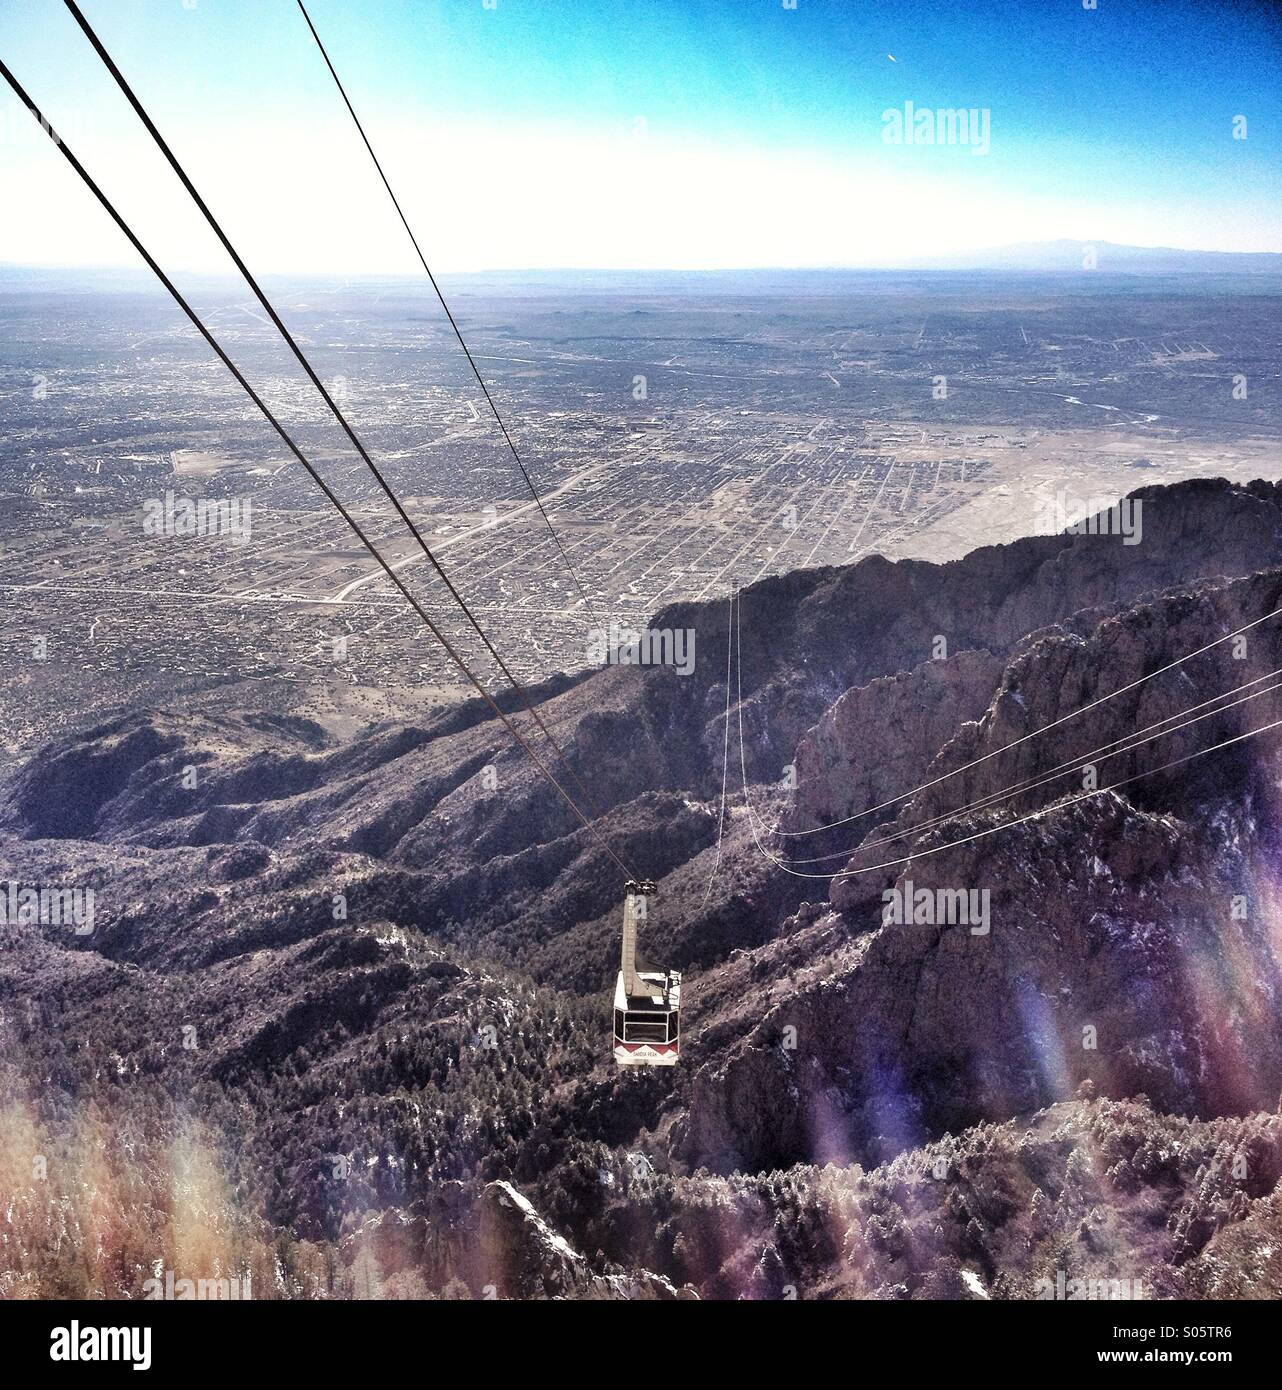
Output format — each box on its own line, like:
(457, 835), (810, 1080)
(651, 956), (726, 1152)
(734, 590), (1282, 881)
(783, 663), (1282, 865)
(700, 592), (736, 908)
(295, 0), (602, 629)
(0, 54), (636, 882)
(61, 0), (611, 831)
(768, 601), (1282, 840)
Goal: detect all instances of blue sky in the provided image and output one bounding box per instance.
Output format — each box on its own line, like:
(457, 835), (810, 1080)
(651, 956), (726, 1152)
(0, 0), (1278, 271)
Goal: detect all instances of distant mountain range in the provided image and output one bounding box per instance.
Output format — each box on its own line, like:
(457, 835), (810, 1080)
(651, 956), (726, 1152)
(3, 241), (1280, 293)
(904, 239), (1282, 275)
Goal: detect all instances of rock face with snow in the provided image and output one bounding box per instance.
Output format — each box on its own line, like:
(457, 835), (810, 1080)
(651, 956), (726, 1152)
(3, 477), (1282, 1299)
(477, 1182), (685, 1299)
(680, 567), (1282, 1175)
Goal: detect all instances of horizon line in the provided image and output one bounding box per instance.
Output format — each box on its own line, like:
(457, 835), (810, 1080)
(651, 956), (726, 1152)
(4, 242), (1282, 285)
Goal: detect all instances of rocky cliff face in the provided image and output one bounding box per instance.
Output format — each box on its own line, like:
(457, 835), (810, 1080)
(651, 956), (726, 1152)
(679, 568), (1282, 1175)
(3, 477), (1282, 1299)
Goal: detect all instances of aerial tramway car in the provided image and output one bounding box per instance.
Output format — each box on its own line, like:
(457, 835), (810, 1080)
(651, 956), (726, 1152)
(613, 879), (681, 1067)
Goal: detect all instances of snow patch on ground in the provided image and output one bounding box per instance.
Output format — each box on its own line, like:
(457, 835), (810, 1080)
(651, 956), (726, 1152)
(960, 1268), (990, 1299)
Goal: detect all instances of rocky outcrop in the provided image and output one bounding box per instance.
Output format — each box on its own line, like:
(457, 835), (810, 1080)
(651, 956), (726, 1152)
(784, 647), (1009, 864)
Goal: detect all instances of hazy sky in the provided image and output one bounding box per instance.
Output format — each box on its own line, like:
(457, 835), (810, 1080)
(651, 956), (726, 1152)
(0, 0), (1279, 274)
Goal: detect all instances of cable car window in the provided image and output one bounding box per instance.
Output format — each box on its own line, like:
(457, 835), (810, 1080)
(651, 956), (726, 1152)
(624, 1017), (669, 1043)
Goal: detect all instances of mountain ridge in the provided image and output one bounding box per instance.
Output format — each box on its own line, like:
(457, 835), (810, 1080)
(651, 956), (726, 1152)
(4, 474), (1282, 1298)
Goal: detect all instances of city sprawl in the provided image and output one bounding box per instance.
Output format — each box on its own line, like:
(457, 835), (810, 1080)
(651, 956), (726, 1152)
(2, 269), (1276, 761)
